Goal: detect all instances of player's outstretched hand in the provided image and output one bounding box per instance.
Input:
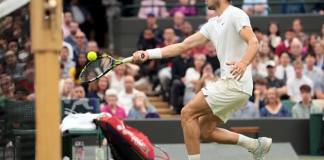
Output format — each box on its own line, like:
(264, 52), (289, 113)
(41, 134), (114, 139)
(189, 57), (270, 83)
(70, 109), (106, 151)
(132, 50), (149, 64)
(226, 61), (247, 81)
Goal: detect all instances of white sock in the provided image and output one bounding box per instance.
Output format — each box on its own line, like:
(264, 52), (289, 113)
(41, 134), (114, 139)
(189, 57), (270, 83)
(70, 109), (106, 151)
(188, 154), (200, 160)
(237, 134), (258, 152)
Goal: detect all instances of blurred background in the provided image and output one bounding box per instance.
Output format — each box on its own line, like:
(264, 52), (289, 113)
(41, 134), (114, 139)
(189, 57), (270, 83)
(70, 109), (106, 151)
(0, 0), (324, 159)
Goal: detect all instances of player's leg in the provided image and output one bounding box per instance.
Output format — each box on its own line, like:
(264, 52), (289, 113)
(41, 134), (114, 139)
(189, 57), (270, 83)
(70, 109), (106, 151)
(180, 91), (213, 160)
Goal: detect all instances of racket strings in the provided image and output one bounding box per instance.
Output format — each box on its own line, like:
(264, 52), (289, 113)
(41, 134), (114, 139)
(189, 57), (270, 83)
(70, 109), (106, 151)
(79, 57), (114, 83)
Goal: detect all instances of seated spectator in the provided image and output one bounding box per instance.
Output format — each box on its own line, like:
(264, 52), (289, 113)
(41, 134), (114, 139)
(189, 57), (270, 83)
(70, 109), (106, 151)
(260, 88), (290, 117)
(60, 78), (75, 99)
(118, 75), (142, 114)
(0, 75), (15, 99)
(60, 46), (75, 78)
(254, 41), (276, 78)
(321, 24), (324, 41)
(304, 54), (323, 84)
(180, 21), (194, 39)
(275, 29), (295, 57)
(4, 50), (25, 81)
(183, 54), (205, 105)
(101, 89), (127, 120)
(205, 42), (220, 72)
(306, 33), (319, 55)
(63, 11), (74, 38)
(172, 12), (185, 39)
(196, 63), (217, 91)
(231, 101), (260, 119)
(70, 53), (88, 84)
(86, 76), (109, 104)
(315, 74), (324, 99)
(15, 62), (35, 97)
(251, 77), (268, 109)
(253, 27), (266, 43)
(287, 60), (313, 102)
(137, 0), (169, 19)
(275, 52), (295, 83)
(169, 0), (197, 17)
(17, 40), (32, 64)
(86, 41), (99, 53)
(281, 0), (305, 14)
(292, 84), (322, 118)
(292, 19), (308, 44)
(107, 64), (127, 92)
(138, 14), (163, 43)
(313, 41), (324, 70)
(242, 0), (268, 16)
(128, 92), (159, 119)
(170, 53), (193, 113)
(265, 61), (287, 96)
(288, 38), (303, 62)
(137, 28), (159, 50)
(64, 21), (80, 49)
(267, 22), (282, 49)
(71, 85), (86, 99)
(74, 31), (87, 55)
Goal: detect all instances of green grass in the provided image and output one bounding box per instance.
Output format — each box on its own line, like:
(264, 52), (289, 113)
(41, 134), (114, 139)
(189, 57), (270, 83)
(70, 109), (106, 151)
(300, 156), (324, 160)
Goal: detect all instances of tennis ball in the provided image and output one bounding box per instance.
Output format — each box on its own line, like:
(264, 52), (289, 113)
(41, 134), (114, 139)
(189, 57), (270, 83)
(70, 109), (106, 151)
(87, 51), (97, 61)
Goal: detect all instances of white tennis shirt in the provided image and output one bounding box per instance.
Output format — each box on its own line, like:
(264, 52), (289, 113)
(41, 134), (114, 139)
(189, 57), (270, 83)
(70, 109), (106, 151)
(199, 5), (253, 95)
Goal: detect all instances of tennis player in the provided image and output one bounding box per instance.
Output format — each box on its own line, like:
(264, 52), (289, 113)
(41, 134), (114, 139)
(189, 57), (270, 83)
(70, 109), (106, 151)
(132, 0), (272, 159)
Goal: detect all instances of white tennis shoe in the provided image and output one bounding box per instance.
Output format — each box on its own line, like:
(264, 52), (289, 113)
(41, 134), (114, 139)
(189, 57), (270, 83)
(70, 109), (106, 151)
(250, 137), (272, 160)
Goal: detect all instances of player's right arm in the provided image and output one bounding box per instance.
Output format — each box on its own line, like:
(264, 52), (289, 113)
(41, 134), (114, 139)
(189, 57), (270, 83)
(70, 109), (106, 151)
(132, 32), (209, 63)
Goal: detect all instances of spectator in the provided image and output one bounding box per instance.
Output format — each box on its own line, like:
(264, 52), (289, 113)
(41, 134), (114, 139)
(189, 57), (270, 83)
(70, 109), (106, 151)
(307, 33), (319, 55)
(253, 27), (266, 42)
(255, 41), (276, 78)
(0, 75), (15, 99)
(137, 0), (169, 19)
(275, 52), (295, 82)
(231, 101), (260, 119)
(170, 53), (193, 113)
(86, 41), (99, 53)
(292, 84), (322, 118)
(71, 85), (86, 99)
(195, 63), (217, 92)
(107, 64), (127, 92)
(64, 21), (80, 48)
(260, 88), (290, 117)
(128, 92), (159, 119)
(101, 89), (127, 120)
(242, 0), (268, 16)
(138, 14), (163, 43)
(180, 21), (194, 39)
(70, 53), (88, 83)
(205, 42), (220, 72)
(304, 54), (323, 84)
(60, 46), (75, 78)
(169, 0), (197, 17)
(74, 31), (87, 55)
(281, 0), (305, 14)
(17, 40), (32, 64)
(321, 24), (324, 41)
(265, 61), (287, 96)
(251, 77), (268, 109)
(4, 50), (25, 81)
(315, 74), (324, 99)
(292, 19), (308, 44)
(267, 22), (282, 49)
(15, 62), (34, 96)
(287, 60), (313, 102)
(118, 75), (141, 114)
(172, 12), (185, 39)
(313, 41), (324, 70)
(60, 78), (75, 99)
(137, 28), (159, 50)
(183, 54), (205, 105)
(275, 29), (295, 57)
(87, 76), (109, 104)
(66, 0), (92, 36)
(289, 38), (303, 62)
(63, 11), (74, 38)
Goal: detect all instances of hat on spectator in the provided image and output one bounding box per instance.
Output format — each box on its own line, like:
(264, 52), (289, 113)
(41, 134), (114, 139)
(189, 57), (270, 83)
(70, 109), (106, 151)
(300, 84), (311, 93)
(266, 60), (276, 68)
(105, 89), (118, 97)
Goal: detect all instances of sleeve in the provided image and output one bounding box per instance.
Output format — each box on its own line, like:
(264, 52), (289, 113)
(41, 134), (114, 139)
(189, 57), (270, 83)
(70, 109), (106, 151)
(233, 11), (251, 33)
(291, 105), (297, 118)
(199, 21), (211, 40)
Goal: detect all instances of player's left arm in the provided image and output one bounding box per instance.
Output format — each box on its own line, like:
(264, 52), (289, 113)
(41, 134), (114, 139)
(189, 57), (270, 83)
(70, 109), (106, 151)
(227, 26), (259, 80)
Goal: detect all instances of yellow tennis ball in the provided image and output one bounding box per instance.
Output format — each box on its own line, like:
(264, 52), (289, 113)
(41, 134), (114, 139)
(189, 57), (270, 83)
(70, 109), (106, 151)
(87, 51), (97, 61)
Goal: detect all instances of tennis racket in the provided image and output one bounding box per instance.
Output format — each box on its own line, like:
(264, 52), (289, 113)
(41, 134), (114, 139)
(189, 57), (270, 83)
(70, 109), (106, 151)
(79, 53), (138, 83)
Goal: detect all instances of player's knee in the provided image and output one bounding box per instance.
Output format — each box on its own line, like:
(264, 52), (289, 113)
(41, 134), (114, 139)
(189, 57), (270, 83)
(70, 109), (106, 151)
(180, 106), (193, 123)
(200, 130), (212, 141)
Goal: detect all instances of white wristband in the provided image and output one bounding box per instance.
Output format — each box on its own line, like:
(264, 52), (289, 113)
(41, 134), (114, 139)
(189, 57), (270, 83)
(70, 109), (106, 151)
(146, 48), (162, 59)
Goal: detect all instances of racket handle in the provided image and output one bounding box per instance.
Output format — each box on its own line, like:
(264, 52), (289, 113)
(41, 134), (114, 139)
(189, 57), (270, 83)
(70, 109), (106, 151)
(122, 56), (133, 63)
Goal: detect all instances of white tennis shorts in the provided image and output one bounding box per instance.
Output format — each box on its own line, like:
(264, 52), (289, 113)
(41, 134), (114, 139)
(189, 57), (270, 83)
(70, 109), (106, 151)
(201, 79), (250, 122)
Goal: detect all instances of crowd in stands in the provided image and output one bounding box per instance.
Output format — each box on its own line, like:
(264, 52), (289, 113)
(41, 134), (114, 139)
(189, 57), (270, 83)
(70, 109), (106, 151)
(0, 1), (324, 121)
